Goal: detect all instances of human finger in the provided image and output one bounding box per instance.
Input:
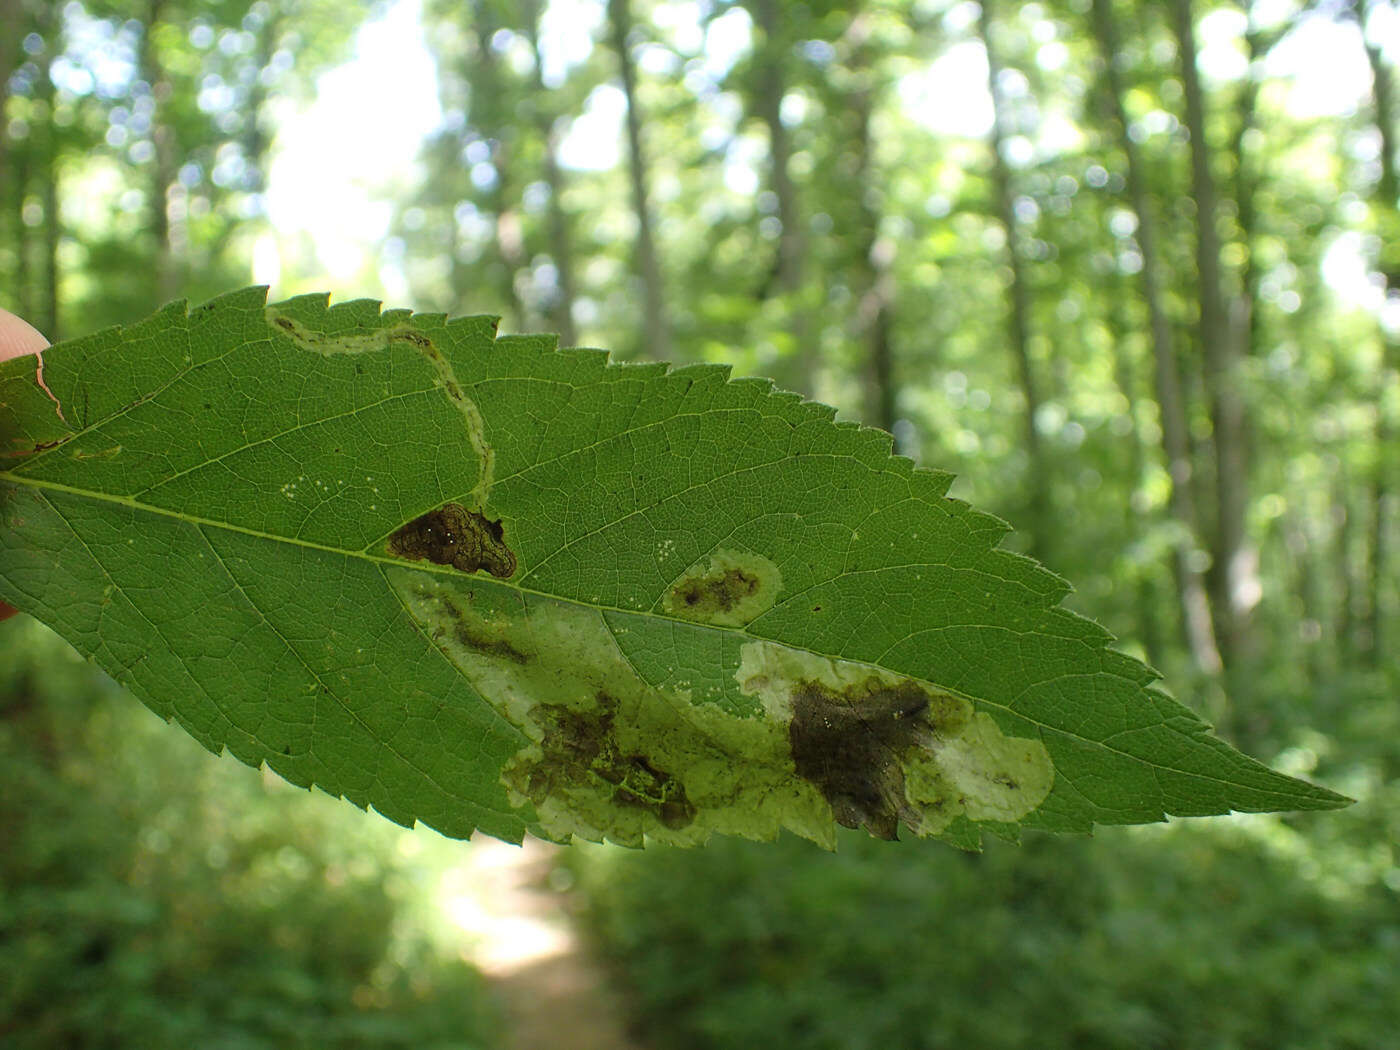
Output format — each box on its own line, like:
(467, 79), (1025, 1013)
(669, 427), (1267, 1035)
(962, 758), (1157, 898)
(0, 307), (49, 362)
(0, 308), (51, 620)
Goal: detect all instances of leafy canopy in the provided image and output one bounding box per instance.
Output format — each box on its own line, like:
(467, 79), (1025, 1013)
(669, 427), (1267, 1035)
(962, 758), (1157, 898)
(0, 289), (1348, 848)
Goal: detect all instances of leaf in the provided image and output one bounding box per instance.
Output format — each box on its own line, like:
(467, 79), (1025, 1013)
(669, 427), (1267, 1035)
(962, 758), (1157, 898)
(0, 288), (1348, 848)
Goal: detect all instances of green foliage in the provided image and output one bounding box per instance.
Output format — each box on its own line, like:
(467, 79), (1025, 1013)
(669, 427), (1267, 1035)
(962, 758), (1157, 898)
(0, 622), (500, 1050)
(0, 290), (1345, 853)
(572, 808), (1400, 1050)
(0, 0), (360, 337)
(3, 0), (1398, 1042)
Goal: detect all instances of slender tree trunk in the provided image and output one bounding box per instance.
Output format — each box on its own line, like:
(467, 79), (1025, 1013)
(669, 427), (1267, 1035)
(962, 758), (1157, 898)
(525, 0), (578, 347)
(1091, 0), (1221, 674)
(608, 0), (669, 358)
(1281, 509), (1326, 685)
(1332, 475), (1358, 664)
(40, 133), (58, 340)
(750, 0), (811, 387)
(35, 14), (59, 339)
(1106, 278), (1165, 667)
(10, 146), (30, 317)
(242, 13), (277, 202)
(1222, 9), (1282, 679)
(979, 0), (1050, 561)
(1357, 0), (1400, 293)
(864, 257), (897, 435)
(8, 10), (30, 320)
(0, 0), (22, 202)
(1353, 0), (1399, 663)
(837, 16), (897, 433)
(1228, 5), (1283, 370)
(138, 0), (178, 305)
(1171, 0), (1253, 682)
(471, 0), (527, 330)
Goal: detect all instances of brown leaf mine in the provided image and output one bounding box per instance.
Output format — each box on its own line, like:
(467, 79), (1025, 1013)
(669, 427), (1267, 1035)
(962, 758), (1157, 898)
(386, 503), (517, 579)
(662, 549), (782, 627)
(515, 698), (698, 833)
(789, 679), (967, 840)
(737, 641), (1055, 841)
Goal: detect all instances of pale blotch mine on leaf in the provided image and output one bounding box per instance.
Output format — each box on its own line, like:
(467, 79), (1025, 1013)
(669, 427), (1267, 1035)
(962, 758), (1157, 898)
(385, 568), (832, 847)
(903, 712), (1057, 827)
(661, 549), (782, 628)
(386, 567), (1053, 847)
(735, 641), (1054, 839)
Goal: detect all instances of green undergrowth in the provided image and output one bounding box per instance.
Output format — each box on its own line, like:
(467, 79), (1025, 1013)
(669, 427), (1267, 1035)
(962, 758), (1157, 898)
(568, 784), (1400, 1050)
(0, 622), (500, 1050)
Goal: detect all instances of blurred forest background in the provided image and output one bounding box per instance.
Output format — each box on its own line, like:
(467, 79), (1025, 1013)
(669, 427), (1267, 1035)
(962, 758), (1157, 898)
(2, 0), (1399, 1046)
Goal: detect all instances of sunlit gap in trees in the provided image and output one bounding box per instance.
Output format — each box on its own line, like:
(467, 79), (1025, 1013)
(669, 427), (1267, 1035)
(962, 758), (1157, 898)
(431, 837), (576, 976)
(247, 0), (1399, 328)
(27, 0), (1400, 321)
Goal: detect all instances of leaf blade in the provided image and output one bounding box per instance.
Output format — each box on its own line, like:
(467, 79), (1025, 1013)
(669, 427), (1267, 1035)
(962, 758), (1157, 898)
(0, 289), (1349, 848)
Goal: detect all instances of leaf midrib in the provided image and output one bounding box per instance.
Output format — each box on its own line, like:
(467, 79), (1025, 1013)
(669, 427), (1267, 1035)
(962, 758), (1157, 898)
(1, 469), (1335, 808)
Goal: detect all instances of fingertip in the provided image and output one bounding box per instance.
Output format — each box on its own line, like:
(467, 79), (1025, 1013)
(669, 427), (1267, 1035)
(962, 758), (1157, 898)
(0, 308), (51, 362)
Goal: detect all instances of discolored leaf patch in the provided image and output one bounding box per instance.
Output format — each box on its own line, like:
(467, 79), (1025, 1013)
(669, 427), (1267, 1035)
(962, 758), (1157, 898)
(387, 567), (832, 847)
(662, 549), (781, 627)
(386, 503), (517, 579)
(789, 679), (968, 840)
(737, 640), (1056, 840)
(511, 698), (698, 834)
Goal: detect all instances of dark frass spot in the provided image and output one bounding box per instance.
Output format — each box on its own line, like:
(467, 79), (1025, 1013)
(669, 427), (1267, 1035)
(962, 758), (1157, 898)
(393, 329), (434, 352)
(512, 695), (697, 834)
(789, 678), (968, 841)
(430, 588), (529, 665)
(387, 503), (517, 579)
(673, 568), (760, 613)
(663, 550), (782, 627)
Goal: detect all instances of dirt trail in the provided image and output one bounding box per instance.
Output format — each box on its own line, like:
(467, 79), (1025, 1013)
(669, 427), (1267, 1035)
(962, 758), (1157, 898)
(450, 838), (646, 1050)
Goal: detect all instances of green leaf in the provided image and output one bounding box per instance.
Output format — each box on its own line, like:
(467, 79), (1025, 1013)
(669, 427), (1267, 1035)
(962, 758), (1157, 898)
(0, 289), (1348, 848)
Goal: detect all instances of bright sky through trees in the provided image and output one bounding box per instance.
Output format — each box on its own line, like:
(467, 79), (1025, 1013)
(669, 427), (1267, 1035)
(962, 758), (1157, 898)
(257, 0), (1396, 315)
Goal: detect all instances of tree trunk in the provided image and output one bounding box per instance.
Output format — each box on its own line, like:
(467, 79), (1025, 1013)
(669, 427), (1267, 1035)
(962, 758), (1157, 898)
(1171, 0), (1253, 680)
(837, 16), (897, 434)
(40, 127), (58, 340)
(979, 0), (1050, 562)
(10, 145), (30, 317)
(138, 0), (178, 306)
(525, 0), (578, 347)
(471, 0), (527, 331)
(1106, 277), (1165, 667)
(0, 0), (23, 205)
(1281, 508), (1326, 686)
(35, 13), (59, 339)
(608, 0), (669, 359)
(1332, 475), (1358, 664)
(1353, 0), (1399, 663)
(242, 12), (278, 202)
(749, 0), (811, 388)
(1227, 5), (1284, 370)
(1090, 0), (1221, 674)
(6, 0), (30, 317)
